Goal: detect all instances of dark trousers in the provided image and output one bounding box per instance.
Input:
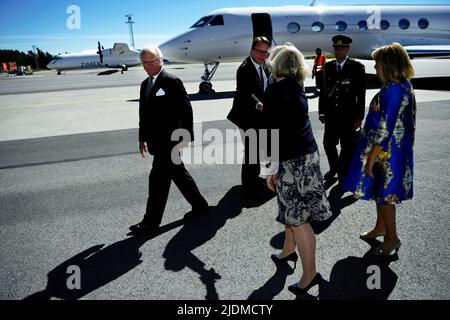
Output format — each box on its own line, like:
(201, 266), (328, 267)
(323, 119), (358, 182)
(143, 151), (207, 227)
(240, 130), (262, 192)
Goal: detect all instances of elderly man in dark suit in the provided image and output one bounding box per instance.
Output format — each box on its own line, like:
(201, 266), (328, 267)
(130, 45), (208, 234)
(227, 36), (273, 199)
(318, 35), (366, 184)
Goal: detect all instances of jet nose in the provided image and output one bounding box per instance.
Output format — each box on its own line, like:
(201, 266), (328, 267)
(158, 39), (177, 62)
(47, 60), (56, 69)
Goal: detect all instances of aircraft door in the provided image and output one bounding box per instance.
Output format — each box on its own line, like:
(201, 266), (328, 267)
(251, 13), (273, 44)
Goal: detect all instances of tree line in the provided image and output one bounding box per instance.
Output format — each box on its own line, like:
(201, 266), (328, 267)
(0, 48), (54, 69)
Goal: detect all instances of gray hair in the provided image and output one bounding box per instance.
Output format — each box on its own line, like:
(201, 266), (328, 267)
(269, 46), (309, 82)
(140, 44), (163, 60)
(265, 43), (293, 73)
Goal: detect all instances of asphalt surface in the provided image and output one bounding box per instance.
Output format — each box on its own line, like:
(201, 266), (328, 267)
(0, 60), (449, 301)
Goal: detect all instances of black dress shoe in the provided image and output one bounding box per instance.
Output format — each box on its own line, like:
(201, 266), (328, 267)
(288, 273), (323, 294)
(129, 222), (159, 234)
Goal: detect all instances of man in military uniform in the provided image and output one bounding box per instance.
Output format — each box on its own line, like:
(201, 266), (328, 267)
(318, 35), (366, 183)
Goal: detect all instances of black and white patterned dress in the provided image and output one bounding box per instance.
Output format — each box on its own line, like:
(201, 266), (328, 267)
(275, 151), (331, 226)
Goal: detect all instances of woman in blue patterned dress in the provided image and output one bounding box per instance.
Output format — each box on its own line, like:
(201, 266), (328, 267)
(260, 45), (331, 294)
(343, 43), (416, 256)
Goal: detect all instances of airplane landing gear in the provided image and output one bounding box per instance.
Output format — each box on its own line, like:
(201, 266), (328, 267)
(199, 62), (219, 94)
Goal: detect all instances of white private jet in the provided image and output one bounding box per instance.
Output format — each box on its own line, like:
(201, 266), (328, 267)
(158, 5), (450, 93)
(47, 42), (141, 74)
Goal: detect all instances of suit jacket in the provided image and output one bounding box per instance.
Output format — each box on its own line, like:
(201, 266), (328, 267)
(262, 77), (318, 161)
(139, 69), (194, 155)
(318, 58), (366, 122)
(227, 56), (269, 130)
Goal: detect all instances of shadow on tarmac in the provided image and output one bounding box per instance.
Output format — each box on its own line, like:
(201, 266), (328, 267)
(24, 185), (273, 300)
(162, 185), (274, 300)
(312, 183), (358, 235)
(97, 70), (120, 76)
(319, 247), (399, 300)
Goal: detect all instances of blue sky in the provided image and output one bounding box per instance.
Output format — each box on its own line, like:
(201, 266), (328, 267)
(1, 0), (449, 55)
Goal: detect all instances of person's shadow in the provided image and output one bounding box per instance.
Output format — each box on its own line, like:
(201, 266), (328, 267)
(163, 185), (272, 300)
(25, 185), (273, 300)
(311, 184), (358, 234)
(247, 232), (296, 300)
(23, 227), (179, 300)
(319, 241), (399, 300)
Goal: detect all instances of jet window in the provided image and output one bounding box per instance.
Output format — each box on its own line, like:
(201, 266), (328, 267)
(380, 20), (390, 30)
(208, 15), (224, 26)
(287, 22), (300, 33)
(312, 22), (324, 32)
(191, 16), (213, 28)
(335, 21), (347, 32)
(399, 18), (410, 30)
(418, 18), (429, 29)
(358, 20), (368, 31)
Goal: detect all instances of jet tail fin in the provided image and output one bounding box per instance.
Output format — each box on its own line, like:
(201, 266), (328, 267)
(112, 43), (131, 55)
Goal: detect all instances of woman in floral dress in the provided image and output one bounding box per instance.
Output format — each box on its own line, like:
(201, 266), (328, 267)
(343, 43), (416, 256)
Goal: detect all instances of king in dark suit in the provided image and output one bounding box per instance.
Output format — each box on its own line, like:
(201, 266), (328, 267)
(318, 35), (366, 184)
(130, 45), (208, 234)
(227, 36), (272, 199)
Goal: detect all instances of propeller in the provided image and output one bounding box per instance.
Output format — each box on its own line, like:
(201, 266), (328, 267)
(97, 41), (104, 64)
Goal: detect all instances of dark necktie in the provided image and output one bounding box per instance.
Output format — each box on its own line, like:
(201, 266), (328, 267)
(146, 76), (154, 99)
(337, 64), (342, 73)
(259, 65), (265, 89)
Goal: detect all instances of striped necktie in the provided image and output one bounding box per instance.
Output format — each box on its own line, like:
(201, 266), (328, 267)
(337, 64), (342, 73)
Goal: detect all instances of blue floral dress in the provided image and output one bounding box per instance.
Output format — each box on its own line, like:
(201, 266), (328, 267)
(343, 81), (416, 204)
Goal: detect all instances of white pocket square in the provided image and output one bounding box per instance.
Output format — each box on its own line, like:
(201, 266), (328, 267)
(156, 88), (165, 96)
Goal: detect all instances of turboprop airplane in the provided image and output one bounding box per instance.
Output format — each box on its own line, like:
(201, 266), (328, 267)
(47, 42), (141, 74)
(158, 5), (450, 93)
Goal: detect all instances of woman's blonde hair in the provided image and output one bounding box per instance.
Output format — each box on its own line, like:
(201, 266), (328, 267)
(372, 42), (414, 84)
(267, 45), (309, 82)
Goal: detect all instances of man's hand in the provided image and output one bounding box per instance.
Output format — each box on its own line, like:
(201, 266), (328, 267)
(266, 175), (277, 192)
(355, 119), (363, 129)
(319, 116), (326, 124)
(256, 102), (264, 112)
(139, 142), (147, 158)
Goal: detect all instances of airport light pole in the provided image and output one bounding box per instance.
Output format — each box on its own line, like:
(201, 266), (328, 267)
(125, 14), (135, 50)
(32, 45), (39, 69)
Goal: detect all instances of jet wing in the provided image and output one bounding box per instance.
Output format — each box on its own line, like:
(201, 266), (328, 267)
(404, 45), (450, 58)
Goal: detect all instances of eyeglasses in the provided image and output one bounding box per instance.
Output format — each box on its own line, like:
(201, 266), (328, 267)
(252, 47), (269, 55)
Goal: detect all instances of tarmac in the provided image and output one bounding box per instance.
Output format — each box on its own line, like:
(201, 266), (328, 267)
(0, 59), (449, 301)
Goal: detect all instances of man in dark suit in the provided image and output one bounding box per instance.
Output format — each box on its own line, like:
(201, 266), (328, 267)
(227, 36), (272, 199)
(130, 45), (208, 234)
(318, 35), (366, 184)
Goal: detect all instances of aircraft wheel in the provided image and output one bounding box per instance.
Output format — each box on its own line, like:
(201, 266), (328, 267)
(199, 81), (213, 94)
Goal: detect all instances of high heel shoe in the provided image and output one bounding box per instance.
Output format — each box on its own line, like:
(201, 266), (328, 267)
(288, 273), (323, 294)
(359, 231), (385, 241)
(271, 252), (298, 269)
(374, 238), (402, 256)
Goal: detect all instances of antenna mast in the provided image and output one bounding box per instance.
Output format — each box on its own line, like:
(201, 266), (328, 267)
(125, 14), (136, 50)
